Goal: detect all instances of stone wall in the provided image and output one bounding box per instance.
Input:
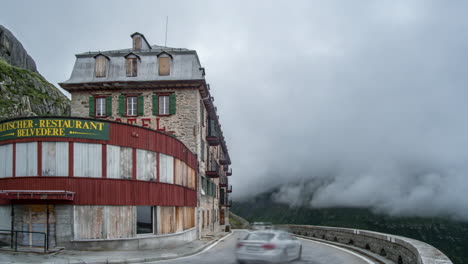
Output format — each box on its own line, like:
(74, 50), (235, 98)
(278, 224), (453, 264)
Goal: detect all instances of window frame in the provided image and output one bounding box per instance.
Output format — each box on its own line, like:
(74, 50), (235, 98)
(125, 57), (138, 77)
(94, 96), (107, 118)
(158, 94), (170, 116)
(136, 206), (154, 235)
(126, 95), (138, 117)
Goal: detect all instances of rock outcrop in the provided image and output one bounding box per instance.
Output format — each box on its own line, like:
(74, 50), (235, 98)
(0, 25), (37, 73)
(0, 25), (70, 120)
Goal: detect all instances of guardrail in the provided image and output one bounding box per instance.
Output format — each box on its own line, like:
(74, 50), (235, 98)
(0, 229), (48, 253)
(277, 225), (453, 264)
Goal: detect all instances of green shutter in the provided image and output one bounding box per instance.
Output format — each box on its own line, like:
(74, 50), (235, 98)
(89, 97), (95, 117)
(152, 94), (158, 115)
(106, 96), (112, 116)
(170, 93), (176, 115)
(119, 95), (125, 116)
(138, 96), (144, 116)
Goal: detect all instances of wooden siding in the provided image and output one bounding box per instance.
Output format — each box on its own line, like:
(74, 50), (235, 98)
(0, 177), (197, 206)
(42, 142), (68, 177)
(16, 142), (37, 177)
(184, 207), (195, 230)
(73, 143), (102, 178)
(0, 144), (13, 178)
(137, 149), (156, 181)
(159, 206), (175, 234)
(74, 205), (135, 239)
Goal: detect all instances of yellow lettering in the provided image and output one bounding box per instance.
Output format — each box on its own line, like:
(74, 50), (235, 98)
(90, 122), (98, 130)
(75, 121), (82, 129)
(39, 120), (45, 128)
(59, 128), (65, 136)
(97, 123), (103, 131)
(83, 122), (90, 129)
(63, 120), (71, 128)
(27, 120), (33, 128)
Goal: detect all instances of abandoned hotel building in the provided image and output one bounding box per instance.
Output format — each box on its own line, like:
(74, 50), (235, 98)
(0, 33), (233, 250)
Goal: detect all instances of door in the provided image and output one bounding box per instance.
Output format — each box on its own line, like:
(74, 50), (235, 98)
(220, 209), (225, 225)
(21, 205), (56, 248)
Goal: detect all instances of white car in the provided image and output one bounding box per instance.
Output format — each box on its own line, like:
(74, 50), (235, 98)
(236, 230), (302, 264)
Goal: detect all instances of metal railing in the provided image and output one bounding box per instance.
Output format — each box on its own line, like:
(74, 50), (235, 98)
(0, 229), (48, 253)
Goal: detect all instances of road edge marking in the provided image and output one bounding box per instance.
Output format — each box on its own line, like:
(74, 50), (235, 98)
(150, 232), (235, 263)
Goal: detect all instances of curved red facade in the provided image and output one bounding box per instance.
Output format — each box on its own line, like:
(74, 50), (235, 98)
(0, 117), (198, 207)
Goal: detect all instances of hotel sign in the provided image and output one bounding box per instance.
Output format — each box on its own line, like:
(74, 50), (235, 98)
(0, 118), (109, 141)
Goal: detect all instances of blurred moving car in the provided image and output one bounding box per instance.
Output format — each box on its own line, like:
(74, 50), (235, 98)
(251, 222), (273, 230)
(236, 230), (302, 263)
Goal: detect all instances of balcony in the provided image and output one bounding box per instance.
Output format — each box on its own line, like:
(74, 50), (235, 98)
(206, 135), (220, 146)
(219, 183), (227, 188)
(226, 168), (232, 176)
(206, 161), (220, 178)
(227, 185), (232, 193)
(207, 119), (220, 146)
(220, 196), (232, 207)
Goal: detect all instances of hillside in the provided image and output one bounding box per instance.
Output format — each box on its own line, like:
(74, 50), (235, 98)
(0, 25), (69, 119)
(232, 188), (468, 264)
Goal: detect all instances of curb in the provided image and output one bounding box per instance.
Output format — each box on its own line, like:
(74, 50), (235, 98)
(72, 232), (233, 264)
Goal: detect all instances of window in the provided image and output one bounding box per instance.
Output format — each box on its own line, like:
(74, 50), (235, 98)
(125, 53), (139, 77)
(137, 206), (153, 234)
(127, 96), (137, 116)
(153, 93), (176, 115)
(89, 96), (112, 117)
(96, 97), (106, 117)
(158, 56), (170, 76)
(94, 55), (107, 77)
(159, 95), (169, 115)
(119, 95), (143, 116)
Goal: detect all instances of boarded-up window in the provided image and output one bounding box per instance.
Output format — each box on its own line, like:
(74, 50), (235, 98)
(42, 142), (68, 176)
(187, 167), (196, 189)
(106, 206), (135, 239)
(137, 149), (156, 181)
(158, 57), (170, 76)
(0, 144), (13, 178)
(159, 154), (174, 183)
(74, 143), (102, 178)
(175, 159), (188, 186)
(126, 58), (138, 77)
(184, 207), (195, 230)
(220, 209), (225, 225)
(176, 207), (184, 232)
(74, 206), (134, 240)
(159, 206), (175, 234)
(74, 206), (105, 239)
(133, 36), (142, 50)
(95, 55), (107, 77)
(16, 142), (37, 176)
(107, 145), (132, 179)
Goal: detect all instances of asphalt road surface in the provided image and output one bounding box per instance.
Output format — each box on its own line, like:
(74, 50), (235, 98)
(151, 230), (374, 264)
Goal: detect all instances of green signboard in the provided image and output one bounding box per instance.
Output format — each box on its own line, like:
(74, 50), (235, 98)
(0, 118), (109, 141)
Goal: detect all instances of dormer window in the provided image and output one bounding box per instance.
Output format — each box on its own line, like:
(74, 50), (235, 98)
(157, 52), (172, 76)
(131, 32), (152, 51)
(94, 54), (109, 78)
(133, 35), (142, 50)
(125, 53), (140, 77)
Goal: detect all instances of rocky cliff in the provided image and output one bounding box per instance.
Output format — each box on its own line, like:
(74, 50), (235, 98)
(0, 25), (70, 120)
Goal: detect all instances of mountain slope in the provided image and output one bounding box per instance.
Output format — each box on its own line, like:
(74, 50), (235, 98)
(232, 188), (468, 264)
(0, 25), (69, 119)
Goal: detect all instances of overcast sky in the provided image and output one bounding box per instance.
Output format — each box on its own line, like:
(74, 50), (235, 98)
(2, 0), (468, 220)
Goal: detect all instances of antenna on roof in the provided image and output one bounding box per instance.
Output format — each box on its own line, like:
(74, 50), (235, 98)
(165, 16), (169, 47)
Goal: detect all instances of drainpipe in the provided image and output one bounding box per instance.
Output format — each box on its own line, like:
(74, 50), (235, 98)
(10, 204), (14, 249)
